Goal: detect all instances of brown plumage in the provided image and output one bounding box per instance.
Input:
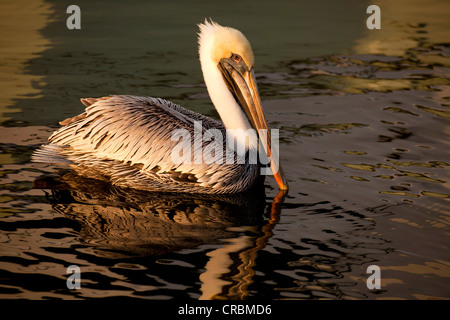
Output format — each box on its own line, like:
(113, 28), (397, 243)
(32, 95), (260, 193)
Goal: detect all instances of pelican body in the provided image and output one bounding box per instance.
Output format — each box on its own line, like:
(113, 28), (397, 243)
(32, 20), (288, 194)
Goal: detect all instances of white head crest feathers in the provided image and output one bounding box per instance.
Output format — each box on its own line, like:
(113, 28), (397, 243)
(197, 19), (255, 68)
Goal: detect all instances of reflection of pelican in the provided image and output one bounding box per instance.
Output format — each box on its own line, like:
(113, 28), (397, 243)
(32, 20), (288, 194)
(34, 172), (284, 299)
(37, 172), (267, 256)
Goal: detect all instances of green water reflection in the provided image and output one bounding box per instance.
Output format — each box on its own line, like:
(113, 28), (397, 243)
(1, 0), (372, 125)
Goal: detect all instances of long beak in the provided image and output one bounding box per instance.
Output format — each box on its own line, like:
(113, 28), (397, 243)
(243, 70), (288, 191)
(222, 62), (288, 191)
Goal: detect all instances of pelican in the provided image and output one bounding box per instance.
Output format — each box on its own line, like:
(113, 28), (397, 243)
(32, 20), (288, 194)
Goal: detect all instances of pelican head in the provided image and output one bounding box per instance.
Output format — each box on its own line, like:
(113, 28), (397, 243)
(198, 20), (288, 191)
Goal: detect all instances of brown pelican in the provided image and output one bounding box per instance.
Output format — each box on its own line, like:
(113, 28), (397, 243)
(32, 20), (288, 194)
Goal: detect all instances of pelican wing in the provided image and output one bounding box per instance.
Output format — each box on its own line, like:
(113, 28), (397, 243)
(33, 95), (257, 193)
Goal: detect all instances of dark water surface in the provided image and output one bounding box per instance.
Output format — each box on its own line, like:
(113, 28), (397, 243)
(1, 0), (449, 300)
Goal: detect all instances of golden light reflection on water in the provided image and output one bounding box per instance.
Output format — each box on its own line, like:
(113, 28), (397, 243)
(0, 0), (54, 122)
(384, 261), (450, 278)
(297, 0), (450, 96)
(354, 0), (450, 56)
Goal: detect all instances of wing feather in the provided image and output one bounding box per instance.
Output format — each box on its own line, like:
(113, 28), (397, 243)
(34, 95), (258, 193)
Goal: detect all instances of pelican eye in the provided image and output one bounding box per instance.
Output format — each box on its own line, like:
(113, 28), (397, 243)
(231, 53), (242, 63)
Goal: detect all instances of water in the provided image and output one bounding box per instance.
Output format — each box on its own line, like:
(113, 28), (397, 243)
(1, 0), (449, 300)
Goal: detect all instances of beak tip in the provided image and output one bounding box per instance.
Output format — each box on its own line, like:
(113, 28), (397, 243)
(278, 181), (289, 194)
(273, 171), (289, 193)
